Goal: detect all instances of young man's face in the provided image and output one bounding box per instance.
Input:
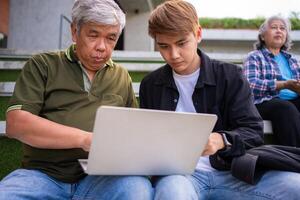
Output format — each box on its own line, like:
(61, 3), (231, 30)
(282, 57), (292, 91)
(156, 27), (202, 75)
(71, 22), (120, 72)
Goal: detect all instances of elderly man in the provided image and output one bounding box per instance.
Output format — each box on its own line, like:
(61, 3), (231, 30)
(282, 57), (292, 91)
(0, 0), (152, 199)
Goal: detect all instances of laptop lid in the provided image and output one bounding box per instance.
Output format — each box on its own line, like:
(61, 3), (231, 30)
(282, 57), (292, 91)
(81, 106), (217, 175)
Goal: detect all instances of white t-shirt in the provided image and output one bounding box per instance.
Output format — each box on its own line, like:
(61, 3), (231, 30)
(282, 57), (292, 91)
(173, 69), (216, 171)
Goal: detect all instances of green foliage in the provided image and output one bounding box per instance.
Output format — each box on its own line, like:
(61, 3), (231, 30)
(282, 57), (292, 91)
(129, 72), (149, 82)
(0, 137), (22, 180)
(290, 17), (300, 30)
(200, 17), (300, 30)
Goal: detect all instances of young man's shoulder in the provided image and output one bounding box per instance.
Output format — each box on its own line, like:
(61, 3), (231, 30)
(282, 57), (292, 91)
(141, 64), (169, 84)
(200, 51), (242, 75)
(209, 58), (243, 76)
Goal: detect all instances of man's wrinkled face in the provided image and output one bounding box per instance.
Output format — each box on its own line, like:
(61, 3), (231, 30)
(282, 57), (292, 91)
(71, 22), (120, 72)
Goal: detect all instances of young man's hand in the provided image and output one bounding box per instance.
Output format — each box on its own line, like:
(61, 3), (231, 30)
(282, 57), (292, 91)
(201, 132), (225, 156)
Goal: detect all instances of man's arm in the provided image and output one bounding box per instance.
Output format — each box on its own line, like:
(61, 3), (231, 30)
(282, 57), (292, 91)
(220, 66), (264, 157)
(6, 109), (92, 151)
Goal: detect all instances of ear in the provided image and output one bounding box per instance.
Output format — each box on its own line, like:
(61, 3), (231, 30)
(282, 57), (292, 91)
(71, 23), (77, 43)
(195, 26), (202, 43)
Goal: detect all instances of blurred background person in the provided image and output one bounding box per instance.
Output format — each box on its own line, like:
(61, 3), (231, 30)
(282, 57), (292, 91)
(243, 15), (300, 147)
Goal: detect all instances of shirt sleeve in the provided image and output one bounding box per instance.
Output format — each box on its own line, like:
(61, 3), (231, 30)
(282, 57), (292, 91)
(243, 53), (277, 101)
(7, 55), (47, 115)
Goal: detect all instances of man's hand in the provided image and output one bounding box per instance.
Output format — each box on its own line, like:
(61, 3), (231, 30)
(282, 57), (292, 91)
(80, 132), (93, 152)
(201, 132), (225, 156)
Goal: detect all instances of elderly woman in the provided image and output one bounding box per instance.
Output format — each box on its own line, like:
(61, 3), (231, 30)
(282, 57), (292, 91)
(243, 16), (300, 147)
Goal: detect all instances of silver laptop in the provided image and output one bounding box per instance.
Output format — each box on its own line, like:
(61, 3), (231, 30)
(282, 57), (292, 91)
(79, 106), (217, 175)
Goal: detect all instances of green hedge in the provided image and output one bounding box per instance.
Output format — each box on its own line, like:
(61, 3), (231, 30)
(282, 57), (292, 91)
(200, 17), (300, 30)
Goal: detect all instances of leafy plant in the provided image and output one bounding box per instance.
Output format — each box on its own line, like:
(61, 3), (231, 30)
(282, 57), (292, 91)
(199, 16), (300, 30)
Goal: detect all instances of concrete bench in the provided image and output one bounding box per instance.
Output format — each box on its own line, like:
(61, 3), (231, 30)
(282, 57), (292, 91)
(0, 121), (6, 135)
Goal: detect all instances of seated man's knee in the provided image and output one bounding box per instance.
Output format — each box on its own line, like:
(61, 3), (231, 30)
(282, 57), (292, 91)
(117, 176), (153, 199)
(154, 175), (197, 200)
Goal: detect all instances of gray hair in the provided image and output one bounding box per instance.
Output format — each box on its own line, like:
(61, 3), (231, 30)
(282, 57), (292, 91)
(254, 15), (293, 51)
(72, 0), (125, 35)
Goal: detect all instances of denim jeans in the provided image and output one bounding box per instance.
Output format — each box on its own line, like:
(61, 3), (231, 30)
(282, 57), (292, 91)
(2, 168), (299, 200)
(0, 169), (197, 200)
(0, 169), (152, 200)
(153, 175), (198, 200)
(187, 169), (300, 200)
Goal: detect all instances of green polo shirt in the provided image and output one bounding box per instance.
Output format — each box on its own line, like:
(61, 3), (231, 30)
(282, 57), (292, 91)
(7, 45), (138, 183)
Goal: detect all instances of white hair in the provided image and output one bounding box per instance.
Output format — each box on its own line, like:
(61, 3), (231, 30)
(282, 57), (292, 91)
(254, 15), (292, 51)
(72, 0), (125, 35)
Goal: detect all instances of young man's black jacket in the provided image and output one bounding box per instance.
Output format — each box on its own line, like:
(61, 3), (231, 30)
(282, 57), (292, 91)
(139, 49), (264, 164)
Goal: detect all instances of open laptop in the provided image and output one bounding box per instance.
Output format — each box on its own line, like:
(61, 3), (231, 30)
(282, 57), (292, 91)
(79, 106), (217, 175)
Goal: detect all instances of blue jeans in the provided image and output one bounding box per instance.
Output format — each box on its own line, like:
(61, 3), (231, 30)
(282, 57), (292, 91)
(0, 169), (196, 200)
(2, 169), (298, 200)
(0, 169), (152, 200)
(153, 175), (198, 200)
(187, 169), (300, 200)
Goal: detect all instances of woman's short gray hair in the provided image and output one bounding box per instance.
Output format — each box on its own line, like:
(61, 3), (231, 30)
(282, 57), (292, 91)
(72, 0), (125, 35)
(254, 15), (293, 51)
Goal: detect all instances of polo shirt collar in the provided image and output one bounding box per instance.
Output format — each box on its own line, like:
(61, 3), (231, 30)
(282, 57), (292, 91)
(65, 44), (114, 68)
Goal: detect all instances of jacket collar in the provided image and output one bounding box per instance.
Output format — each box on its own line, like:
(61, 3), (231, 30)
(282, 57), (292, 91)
(154, 49), (217, 89)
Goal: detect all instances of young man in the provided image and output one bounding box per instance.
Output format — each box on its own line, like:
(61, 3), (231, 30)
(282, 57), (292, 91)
(0, 0), (152, 199)
(140, 1), (300, 199)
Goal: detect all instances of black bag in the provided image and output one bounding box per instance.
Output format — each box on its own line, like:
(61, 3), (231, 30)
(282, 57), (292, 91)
(210, 145), (300, 184)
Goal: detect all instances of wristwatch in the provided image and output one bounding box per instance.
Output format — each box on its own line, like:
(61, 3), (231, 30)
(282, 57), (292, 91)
(221, 133), (232, 149)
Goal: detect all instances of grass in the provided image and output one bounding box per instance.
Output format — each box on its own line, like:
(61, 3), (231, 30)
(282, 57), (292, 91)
(0, 136), (22, 180)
